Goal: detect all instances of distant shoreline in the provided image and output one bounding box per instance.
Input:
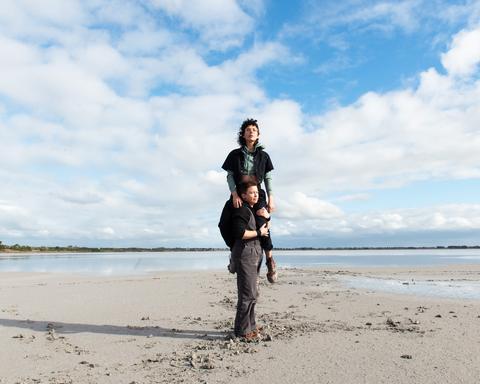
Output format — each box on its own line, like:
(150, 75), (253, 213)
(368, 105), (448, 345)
(1, 245), (479, 253)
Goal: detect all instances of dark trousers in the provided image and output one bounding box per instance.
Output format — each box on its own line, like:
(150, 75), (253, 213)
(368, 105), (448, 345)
(254, 189), (273, 251)
(233, 240), (263, 336)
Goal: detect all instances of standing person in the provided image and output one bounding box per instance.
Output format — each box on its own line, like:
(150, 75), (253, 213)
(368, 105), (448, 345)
(221, 118), (278, 283)
(231, 182), (269, 339)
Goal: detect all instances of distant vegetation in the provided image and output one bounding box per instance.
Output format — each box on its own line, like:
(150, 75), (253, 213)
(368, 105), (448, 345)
(0, 240), (479, 253)
(0, 241), (221, 253)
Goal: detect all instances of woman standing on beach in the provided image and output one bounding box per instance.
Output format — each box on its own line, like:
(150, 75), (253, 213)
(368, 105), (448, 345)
(221, 118), (278, 283)
(231, 181), (270, 339)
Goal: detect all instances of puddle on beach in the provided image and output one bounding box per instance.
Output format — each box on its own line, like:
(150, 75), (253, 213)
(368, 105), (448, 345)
(341, 276), (480, 300)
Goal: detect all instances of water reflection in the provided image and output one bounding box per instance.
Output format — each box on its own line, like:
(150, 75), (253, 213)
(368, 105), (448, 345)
(0, 249), (480, 275)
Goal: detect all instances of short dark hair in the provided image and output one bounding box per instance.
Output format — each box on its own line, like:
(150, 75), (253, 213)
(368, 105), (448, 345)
(237, 118), (259, 146)
(237, 181), (258, 196)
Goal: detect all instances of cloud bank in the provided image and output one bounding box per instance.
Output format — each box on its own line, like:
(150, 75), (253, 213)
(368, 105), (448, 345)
(0, 1), (479, 247)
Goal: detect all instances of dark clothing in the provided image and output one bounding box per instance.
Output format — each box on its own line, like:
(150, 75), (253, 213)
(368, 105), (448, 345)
(221, 146), (274, 252)
(231, 205), (263, 337)
(255, 189), (273, 251)
(218, 189), (273, 251)
(218, 199), (235, 249)
(221, 147), (274, 188)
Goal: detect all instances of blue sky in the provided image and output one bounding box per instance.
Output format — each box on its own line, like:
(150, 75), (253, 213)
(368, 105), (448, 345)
(0, 0), (479, 248)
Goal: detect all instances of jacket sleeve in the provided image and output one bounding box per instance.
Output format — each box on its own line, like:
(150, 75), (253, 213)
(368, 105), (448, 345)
(264, 152), (274, 173)
(231, 207), (250, 239)
(221, 150), (236, 172)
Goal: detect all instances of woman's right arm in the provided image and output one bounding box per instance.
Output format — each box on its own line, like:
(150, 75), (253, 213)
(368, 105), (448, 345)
(232, 209), (269, 239)
(242, 223), (269, 240)
(227, 171), (243, 208)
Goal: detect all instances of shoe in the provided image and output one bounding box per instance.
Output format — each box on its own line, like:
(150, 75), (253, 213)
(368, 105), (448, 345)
(227, 253), (236, 274)
(242, 330), (260, 342)
(266, 257), (278, 283)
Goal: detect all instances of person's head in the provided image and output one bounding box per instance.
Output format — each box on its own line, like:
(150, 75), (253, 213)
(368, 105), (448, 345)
(237, 118), (260, 147)
(237, 181), (259, 206)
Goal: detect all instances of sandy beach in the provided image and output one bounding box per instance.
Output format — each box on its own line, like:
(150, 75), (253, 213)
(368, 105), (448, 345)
(1, 265), (479, 384)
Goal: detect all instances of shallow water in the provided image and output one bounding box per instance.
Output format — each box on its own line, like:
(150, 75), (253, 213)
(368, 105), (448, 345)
(0, 249), (479, 275)
(341, 276), (480, 300)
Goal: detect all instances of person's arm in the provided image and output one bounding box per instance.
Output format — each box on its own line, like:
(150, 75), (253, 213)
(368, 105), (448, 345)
(232, 208), (269, 239)
(242, 223), (269, 240)
(223, 149), (242, 208)
(264, 171), (275, 212)
(227, 171), (243, 208)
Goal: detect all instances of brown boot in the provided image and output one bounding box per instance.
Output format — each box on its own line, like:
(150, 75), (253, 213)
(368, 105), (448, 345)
(266, 257), (278, 283)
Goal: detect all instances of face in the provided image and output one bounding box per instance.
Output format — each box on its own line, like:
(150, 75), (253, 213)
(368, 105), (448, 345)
(241, 185), (259, 206)
(242, 124), (259, 144)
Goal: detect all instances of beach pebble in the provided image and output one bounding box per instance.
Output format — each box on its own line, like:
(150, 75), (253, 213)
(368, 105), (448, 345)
(386, 318), (397, 328)
(12, 334), (24, 339)
(435, 314), (442, 318)
(79, 360), (95, 367)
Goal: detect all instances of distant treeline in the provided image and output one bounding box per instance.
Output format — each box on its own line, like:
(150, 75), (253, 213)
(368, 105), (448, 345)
(1, 240), (479, 253)
(0, 242), (222, 253)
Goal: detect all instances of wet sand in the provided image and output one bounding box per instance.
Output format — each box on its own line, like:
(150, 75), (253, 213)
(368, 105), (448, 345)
(1, 265), (479, 383)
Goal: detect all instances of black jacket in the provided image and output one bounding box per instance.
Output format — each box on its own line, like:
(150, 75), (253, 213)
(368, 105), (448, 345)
(221, 147), (274, 188)
(218, 201), (255, 249)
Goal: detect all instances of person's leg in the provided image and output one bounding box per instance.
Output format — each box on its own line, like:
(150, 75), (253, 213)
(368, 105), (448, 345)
(234, 244), (259, 337)
(254, 188), (273, 251)
(254, 189), (277, 283)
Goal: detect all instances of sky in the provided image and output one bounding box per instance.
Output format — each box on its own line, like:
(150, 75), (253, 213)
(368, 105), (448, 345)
(0, 0), (480, 248)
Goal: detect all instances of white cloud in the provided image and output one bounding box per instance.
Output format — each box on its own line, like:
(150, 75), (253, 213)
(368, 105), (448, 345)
(334, 193), (371, 202)
(203, 170), (226, 186)
(282, 0), (480, 53)
(441, 27), (480, 77)
(278, 192), (344, 220)
(150, 0), (254, 50)
(273, 204), (480, 241)
(260, 27), (480, 194)
(0, 1), (479, 247)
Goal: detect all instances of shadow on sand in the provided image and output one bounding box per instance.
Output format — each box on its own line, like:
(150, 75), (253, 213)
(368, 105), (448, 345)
(1, 318), (228, 341)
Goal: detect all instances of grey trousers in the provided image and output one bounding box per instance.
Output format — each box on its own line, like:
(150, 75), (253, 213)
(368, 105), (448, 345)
(233, 239), (263, 337)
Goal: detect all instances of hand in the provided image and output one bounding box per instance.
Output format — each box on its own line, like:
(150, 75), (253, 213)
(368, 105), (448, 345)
(232, 191), (243, 209)
(256, 207), (270, 220)
(259, 223), (269, 237)
(267, 196), (275, 213)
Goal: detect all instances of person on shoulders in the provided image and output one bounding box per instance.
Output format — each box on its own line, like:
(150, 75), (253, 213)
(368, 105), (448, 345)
(221, 118), (278, 283)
